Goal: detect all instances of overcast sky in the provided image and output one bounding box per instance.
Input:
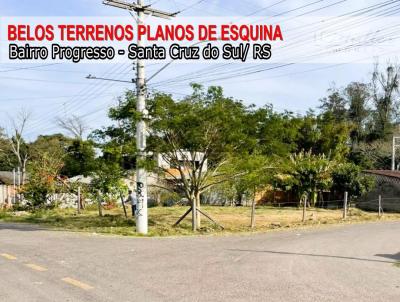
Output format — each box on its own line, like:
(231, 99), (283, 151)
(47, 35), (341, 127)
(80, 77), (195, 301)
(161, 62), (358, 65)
(0, 0), (396, 140)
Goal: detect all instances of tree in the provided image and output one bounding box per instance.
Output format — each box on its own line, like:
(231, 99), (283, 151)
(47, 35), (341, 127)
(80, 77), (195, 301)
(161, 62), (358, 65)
(250, 106), (301, 157)
(3, 110), (31, 183)
(56, 115), (88, 140)
(30, 134), (69, 157)
(278, 150), (334, 206)
(90, 159), (127, 216)
(149, 86), (253, 230)
(226, 154), (273, 228)
(319, 85), (348, 122)
(103, 85), (253, 230)
(331, 162), (374, 199)
(297, 112), (350, 161)
(345, 82), (370, 148)
(90, 93), (137, 171)
(23, 139), (65, 209)
(62, 140), (97, 177)
(370, 62), (400, 139)
(0, 128), (15, 171)
(350, 140), (393, 170)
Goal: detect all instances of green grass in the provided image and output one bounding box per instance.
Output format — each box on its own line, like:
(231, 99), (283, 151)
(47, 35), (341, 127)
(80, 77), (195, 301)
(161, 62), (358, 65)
(1, 206), (399, 237)
(395, 262), (400, 268)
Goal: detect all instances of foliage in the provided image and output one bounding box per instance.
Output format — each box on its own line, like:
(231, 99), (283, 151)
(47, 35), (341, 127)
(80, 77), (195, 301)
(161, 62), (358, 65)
(62, 139), (97, 177)
(297, 112), (351, 161)
(277, 150), (334, 204)
(345, 82), (370, 147)
(223, 153), (273, 199)
(369, 62), (400, 140)
(28, 134), (97, 178)
(23, 143), (65, 209)
(319, 85), (348, 122)
(0, 128), (15, 170)
(350, 140), (394, 170)
(90, 91), (137, 171)
(90, 159), (127, 201)
(103, 86), (254, 205)
(249, 106), (302, 157)
(331, 162), (375, 198)
(30, 134), (69, 159)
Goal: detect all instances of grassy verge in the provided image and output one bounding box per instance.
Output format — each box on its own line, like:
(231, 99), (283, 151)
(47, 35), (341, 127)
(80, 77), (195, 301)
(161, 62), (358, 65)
(0, 206), (399, 237)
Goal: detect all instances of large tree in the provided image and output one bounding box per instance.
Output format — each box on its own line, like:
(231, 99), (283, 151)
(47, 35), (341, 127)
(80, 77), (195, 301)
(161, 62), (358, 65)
(250, 105), (302, 157)
(0, 128), (15, 171)
(345, 82), (370, 148)
(62, 140), (97, 177)
(319, 85), (348, 122)
(56, 115), (88, 140)
(370, 62), (400, 139)
(102, 85), (254, 230)
(1, 110), (31, 183)
(90, 92), (137, 171)
(297, 111), (350, 161)
(149, 85), (255, 230)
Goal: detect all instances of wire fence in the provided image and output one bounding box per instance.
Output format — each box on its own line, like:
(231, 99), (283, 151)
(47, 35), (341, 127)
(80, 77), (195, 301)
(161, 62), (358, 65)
(235, 192), (400, 222)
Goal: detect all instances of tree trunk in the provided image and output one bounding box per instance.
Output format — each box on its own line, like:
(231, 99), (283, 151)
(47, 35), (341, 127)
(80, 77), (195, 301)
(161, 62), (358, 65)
(97, 190), (103, 217)
(302, 194), (307, 223)
(195, 192), (201, 229)
(156, 191), (161, 206)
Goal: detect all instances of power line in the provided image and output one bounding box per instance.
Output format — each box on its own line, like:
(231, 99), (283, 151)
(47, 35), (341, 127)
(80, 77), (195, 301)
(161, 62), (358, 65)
(0, 63), (61, 73)
(0, 92), (116, 102)
(25, 63), (133, 132)
(234, 0), (290, 21)
(146, 0), (344, 85)
(150, 1), (400, 88)
(176, 0), (207, 14)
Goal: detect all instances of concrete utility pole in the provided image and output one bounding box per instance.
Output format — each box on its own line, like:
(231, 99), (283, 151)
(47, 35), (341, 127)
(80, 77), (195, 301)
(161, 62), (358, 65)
(103, 0), (177, 234)
(392, 136), (400, 171)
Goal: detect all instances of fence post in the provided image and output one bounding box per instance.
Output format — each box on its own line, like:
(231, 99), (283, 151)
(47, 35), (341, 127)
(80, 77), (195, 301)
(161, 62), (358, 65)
(302, 194), (307, 223)
(77, 186), (81, 214)
(250, 191), (256, 229)
(343, 192), (348, 220)
(378, 195), (383, 217)
(97, 190), (103, 217)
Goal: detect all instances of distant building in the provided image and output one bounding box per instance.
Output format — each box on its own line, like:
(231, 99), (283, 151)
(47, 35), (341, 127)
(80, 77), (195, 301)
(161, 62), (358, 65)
(157, 151), (207, 180)
(0, 171), (15, 207)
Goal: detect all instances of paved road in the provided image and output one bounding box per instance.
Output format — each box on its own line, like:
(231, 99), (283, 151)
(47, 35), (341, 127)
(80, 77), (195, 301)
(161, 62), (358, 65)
(0, 222), (399, 302)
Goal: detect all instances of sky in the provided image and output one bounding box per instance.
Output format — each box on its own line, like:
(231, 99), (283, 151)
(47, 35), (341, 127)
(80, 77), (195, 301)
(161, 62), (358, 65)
(0, 0), (396, 141)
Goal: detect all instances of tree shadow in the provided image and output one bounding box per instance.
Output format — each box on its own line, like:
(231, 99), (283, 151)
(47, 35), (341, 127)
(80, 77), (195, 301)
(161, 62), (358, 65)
(228, 249), (398, 264)
(375, 252), (400, 261)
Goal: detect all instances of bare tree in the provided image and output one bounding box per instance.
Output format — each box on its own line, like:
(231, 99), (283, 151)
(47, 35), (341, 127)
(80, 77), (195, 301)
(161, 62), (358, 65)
(56, 115), (88, 140)
(5, 110), (31, 184)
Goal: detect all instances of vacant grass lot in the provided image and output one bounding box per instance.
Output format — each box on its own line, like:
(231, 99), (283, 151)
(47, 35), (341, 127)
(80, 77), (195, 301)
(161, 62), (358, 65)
(1, 206), (399, 237)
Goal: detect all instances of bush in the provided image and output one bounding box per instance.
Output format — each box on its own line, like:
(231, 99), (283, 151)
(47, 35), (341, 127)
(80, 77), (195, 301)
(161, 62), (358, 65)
(331, 162), (374, 198)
